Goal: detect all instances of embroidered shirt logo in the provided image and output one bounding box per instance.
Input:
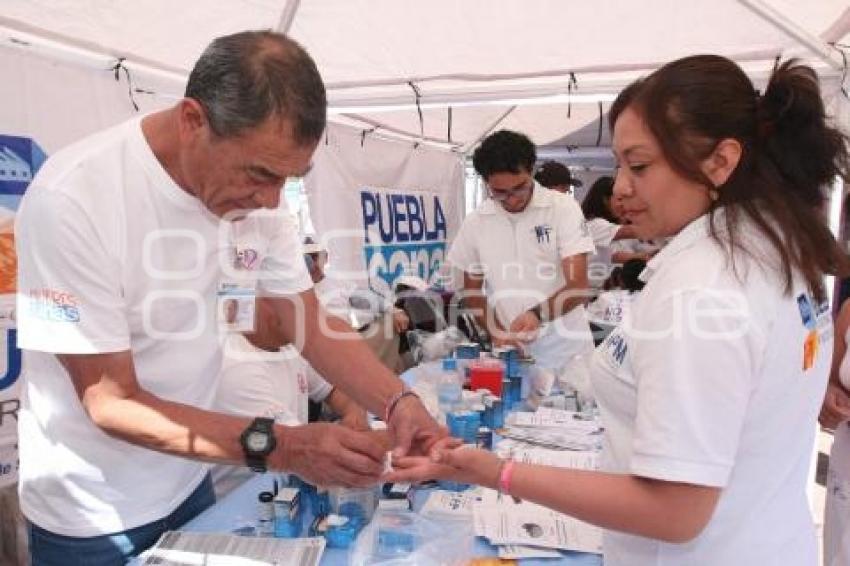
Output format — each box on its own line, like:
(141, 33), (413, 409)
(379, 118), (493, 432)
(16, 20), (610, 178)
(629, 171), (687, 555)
(27, 288), (80, 322)
(601, 329), (628, 366)
(233, 248), (259, 270)
(533, 224), (552, 244)
(798, 292), (831, 372)
(796, 293), (815, 330)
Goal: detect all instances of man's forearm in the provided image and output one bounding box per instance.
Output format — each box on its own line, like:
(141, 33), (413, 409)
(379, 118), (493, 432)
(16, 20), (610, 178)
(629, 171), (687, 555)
(464, 290), (503, 338)
(301, 314), (403, 417)
(326, 387), (365, 419)
(326, 388), (369, 429)
(538, 285), (593, 321)
(87, 388), (310, 472)
(533, 254), (592, 322)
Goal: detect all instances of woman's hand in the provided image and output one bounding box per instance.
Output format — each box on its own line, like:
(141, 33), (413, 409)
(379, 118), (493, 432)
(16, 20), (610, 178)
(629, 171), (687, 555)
(820, 382), (850, 430)
(384, 443), (502, 489)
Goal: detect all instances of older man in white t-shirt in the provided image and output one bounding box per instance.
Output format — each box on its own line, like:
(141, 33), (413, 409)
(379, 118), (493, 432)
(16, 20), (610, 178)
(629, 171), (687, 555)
(14, 31), (441, 565)
(448, 130), (596, 371)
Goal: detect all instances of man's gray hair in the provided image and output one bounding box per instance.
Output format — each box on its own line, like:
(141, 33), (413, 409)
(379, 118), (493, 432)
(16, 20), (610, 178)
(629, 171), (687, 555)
(185, 30), (326, 144)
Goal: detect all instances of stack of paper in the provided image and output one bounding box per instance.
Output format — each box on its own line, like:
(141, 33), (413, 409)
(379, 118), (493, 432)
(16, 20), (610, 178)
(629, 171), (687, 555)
(419, 488), (484, 520)
(461, 419), (605, 557)
(502, 408), (603, 451)
(498, 544), (563, 560)
(494, 442), (599, 471)
(473, 503), (602, 555)
(139, 532), (325, 566)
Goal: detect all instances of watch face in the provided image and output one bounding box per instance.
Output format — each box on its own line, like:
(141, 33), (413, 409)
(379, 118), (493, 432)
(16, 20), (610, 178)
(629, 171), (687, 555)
(246, 431), (269, 452)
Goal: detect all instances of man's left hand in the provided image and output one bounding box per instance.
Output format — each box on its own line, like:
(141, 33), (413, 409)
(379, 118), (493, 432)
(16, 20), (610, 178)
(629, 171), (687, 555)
(392, 308), (410, 334)
(387, 394), (447, 458)
(339, 408), (371, 432)
(508, 310), (541, 344)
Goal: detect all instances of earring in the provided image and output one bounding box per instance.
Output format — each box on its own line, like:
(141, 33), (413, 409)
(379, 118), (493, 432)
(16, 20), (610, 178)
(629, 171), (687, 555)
(708, 187), (720, 202)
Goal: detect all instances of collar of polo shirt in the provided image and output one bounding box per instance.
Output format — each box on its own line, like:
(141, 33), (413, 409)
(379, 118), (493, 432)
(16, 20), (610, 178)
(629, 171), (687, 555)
(480, 180), (553, 215)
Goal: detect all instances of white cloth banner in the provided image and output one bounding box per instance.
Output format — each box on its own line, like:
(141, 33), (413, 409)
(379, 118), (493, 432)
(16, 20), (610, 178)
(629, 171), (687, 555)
(305, 123), (465, 296)
(0, 313), (21, 488)
(0, 45), (176, 488)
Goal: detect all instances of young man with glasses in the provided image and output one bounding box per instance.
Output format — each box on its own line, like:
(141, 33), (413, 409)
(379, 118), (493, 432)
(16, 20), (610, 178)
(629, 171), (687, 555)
(447, 130), (596, 372)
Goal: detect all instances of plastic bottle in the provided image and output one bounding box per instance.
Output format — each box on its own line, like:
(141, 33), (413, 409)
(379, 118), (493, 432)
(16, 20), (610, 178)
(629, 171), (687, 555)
(437, 357), (463, 416)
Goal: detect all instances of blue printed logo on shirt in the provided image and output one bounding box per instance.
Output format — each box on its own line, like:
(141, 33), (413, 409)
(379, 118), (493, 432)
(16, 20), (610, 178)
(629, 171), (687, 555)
(533, 224), (552, 244)
(797, 293), (816, 330)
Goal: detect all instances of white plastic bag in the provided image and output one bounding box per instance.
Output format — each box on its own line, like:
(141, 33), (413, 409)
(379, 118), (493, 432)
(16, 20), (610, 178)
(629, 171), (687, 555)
(350, 510), (473, 566)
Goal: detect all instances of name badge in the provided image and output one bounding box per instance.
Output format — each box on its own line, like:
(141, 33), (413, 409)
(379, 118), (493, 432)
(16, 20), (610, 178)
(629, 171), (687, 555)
(217, 281), (257, 333)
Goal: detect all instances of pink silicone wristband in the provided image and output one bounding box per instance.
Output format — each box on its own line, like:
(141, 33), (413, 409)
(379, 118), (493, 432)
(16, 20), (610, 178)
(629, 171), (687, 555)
(499, 459), (516, 495)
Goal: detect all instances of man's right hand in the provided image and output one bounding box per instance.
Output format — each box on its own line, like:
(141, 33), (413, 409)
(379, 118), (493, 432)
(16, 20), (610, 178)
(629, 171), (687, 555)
(272, 423), (386, 487)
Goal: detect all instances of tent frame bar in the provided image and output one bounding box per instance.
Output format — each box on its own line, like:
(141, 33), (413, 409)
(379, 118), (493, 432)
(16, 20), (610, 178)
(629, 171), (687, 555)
(277, 0), (301, 34)
(737, 0), (845, 71)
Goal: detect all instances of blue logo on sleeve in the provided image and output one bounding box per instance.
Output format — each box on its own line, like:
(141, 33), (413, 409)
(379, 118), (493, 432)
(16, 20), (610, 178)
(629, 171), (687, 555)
(797, 293), (816, 330)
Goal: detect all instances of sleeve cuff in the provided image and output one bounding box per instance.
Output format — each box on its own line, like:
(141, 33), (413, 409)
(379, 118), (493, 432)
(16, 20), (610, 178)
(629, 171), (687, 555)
(630, 452), (731, 487)
(18, 335), (130, 354)
(559, 241), (596, 260)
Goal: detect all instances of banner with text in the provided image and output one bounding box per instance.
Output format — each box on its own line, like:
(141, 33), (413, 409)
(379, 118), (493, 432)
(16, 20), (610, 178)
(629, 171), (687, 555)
(305, 123), (465, 297)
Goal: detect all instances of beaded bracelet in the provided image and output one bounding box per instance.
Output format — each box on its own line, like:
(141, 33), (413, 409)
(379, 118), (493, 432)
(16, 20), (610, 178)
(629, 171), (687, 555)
(384, 389), (419, 423)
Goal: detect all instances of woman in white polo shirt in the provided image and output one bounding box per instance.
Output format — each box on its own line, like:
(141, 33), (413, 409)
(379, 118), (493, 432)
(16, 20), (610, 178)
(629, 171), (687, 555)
(388, 55), (847, 566)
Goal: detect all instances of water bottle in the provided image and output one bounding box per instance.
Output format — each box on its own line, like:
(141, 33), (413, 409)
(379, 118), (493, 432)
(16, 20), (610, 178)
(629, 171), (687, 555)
(437, 357), (463, 416)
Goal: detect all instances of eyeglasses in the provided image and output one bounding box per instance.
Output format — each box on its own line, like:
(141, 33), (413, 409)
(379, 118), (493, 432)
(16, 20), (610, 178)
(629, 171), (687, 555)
(488, 179), (533, 201)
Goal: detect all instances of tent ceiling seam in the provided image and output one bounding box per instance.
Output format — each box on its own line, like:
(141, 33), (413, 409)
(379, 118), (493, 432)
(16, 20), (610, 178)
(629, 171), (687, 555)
(463, 105), (518, 153)
(323, 48), (823, 91)
(0, 18), (188, 78)
(339, 113), (463, 150)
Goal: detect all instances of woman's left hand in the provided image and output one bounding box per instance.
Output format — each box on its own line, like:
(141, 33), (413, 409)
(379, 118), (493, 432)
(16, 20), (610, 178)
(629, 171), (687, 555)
(384, 443), (503, 489)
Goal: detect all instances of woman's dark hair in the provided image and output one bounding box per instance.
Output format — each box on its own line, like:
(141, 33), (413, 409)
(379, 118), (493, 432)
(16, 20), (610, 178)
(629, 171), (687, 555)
(582, 176), (618, 222)
(472, 130), (536, 180)
(620, 259), (647, 292)
(609, 55), (849, 302)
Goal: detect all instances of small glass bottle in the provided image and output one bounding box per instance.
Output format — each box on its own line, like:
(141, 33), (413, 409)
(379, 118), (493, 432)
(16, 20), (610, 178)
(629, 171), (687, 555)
(257, 491), (275, 537)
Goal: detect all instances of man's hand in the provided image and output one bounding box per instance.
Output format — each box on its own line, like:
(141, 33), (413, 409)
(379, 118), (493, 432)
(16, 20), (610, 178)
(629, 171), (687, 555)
(508, 310), (542, 344)
(392, 308), (410, 334)
(273, 423), (385, 487)
(491, 331), (522, 350)
(325, 388), (370, 432)
(387, 394), (447, 458)
(339, 408), (371, 432)
(820, 383), (850, 430)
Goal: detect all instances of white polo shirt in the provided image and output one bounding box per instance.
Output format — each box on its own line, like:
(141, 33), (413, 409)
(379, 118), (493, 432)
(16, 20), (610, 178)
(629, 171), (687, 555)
(14, 117), (312, 536)
(592, 213), (830, 565)
(586, 217), (620, 289)
(586, 289), (634, 327)
(448, 184), (595, 370)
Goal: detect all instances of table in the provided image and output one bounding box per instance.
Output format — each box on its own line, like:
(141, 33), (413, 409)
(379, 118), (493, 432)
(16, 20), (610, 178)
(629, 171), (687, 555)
(182, 473), (603, 565)
(178, 361), (603, 564)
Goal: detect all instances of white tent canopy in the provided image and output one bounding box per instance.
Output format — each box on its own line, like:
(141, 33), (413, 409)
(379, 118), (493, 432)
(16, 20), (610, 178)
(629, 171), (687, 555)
(1, 0), (849, 155)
